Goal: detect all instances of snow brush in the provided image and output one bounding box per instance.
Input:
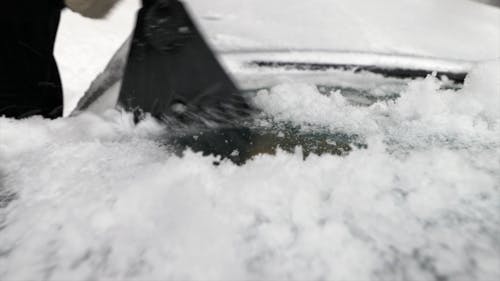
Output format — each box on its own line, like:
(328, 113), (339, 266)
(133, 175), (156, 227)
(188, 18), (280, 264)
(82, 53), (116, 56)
(118, 0), (251, 124)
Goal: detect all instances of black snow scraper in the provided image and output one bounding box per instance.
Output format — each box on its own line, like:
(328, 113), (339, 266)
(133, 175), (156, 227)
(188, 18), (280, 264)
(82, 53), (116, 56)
(119, 0), (251, 124)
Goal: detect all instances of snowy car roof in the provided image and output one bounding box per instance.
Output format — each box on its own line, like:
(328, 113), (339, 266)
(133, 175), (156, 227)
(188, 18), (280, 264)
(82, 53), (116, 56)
(187, 0), (500, 61)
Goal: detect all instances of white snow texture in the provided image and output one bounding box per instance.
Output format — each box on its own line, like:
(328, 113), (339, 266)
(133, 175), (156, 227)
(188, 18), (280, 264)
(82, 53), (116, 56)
(1, 0), (500, 280)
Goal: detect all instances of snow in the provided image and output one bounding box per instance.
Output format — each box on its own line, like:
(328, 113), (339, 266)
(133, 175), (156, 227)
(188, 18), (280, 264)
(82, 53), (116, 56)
(187, 0), (500, 60)
(1, 60), (500, 280)
(2, 0), (500, 280)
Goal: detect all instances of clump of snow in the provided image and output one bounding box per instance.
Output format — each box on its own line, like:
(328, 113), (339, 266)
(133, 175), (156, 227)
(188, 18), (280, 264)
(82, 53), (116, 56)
(394, 60), (500, 128)
(459, 60), (500, 122)
(1, 61), (500, 281)
(252, 83), (377, 134)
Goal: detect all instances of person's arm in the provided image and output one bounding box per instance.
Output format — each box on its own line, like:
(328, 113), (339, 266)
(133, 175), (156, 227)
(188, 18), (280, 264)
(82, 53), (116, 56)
(64, 0), (121, 19)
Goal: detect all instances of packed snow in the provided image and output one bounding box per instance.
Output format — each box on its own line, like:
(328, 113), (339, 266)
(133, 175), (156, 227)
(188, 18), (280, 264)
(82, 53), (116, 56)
(1, 0), (500, 280)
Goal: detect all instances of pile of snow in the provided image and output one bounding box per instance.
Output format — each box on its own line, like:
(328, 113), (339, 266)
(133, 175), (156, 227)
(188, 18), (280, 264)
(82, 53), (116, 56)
(254, 61), (500, 144)
(1, 60), (499, 281)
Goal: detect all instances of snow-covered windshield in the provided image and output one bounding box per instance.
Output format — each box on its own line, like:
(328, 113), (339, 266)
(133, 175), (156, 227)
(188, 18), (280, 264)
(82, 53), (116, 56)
(1, 0), (499, 280)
